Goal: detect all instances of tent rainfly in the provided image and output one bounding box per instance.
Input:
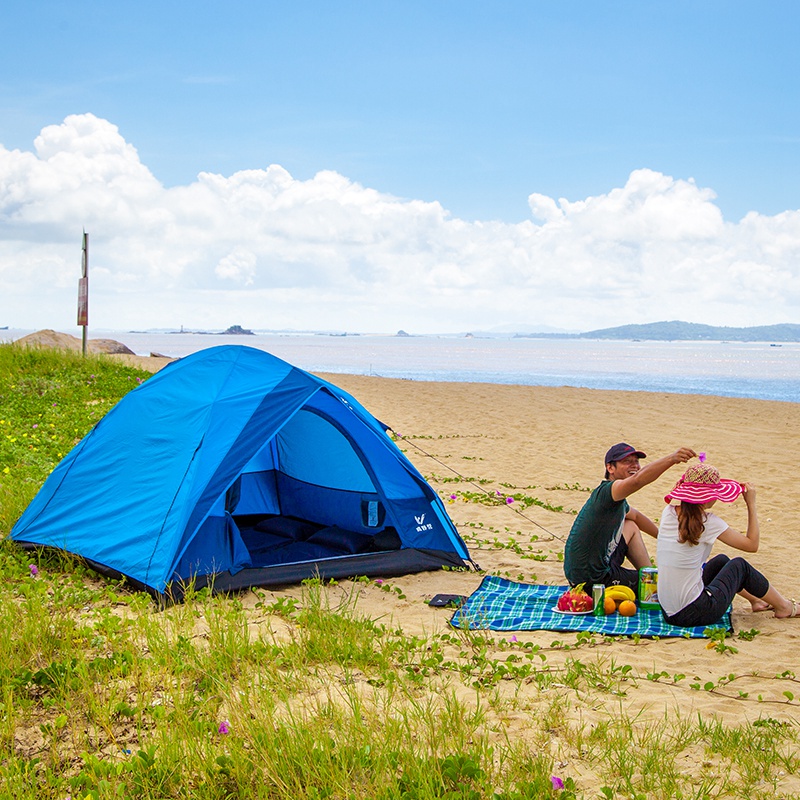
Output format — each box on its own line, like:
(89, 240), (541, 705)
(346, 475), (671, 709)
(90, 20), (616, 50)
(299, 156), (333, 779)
(11, 346), (473, 600)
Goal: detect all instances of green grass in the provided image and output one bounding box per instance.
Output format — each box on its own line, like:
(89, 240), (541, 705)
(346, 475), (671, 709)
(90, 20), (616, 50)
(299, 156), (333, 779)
(2, 343), (800, 799)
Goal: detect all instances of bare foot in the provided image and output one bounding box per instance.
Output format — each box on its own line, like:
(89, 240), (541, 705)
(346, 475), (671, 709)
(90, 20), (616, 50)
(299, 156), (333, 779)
(773, 599), (799, 619)
(750, 600), (772, 612)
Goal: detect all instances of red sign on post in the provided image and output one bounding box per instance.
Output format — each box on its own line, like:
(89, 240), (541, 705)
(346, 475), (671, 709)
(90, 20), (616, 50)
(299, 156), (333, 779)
(77, 276), (88, 326)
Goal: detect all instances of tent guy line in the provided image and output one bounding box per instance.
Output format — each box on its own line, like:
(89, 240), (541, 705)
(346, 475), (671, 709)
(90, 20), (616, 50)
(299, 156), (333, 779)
(391, 429), (563, 542)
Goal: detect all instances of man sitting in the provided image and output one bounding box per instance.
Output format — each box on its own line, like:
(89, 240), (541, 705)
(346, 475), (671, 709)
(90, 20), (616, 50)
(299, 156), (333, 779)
(563, 442), (695, 591)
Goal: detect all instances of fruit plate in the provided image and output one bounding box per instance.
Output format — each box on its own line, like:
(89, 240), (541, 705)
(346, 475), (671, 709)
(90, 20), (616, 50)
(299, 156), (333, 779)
(551, 607), (593, 615)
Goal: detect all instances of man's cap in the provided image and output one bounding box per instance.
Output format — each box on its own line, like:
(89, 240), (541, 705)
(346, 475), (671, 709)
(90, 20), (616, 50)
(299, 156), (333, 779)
(604, 442), (646, 465)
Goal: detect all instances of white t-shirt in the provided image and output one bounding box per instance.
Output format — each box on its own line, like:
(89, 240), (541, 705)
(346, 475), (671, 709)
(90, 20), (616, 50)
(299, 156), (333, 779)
(656, 505), (730, 617)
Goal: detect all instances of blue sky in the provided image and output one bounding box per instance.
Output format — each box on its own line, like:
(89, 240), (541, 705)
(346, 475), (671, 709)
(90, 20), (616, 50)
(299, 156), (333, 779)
(1, 2), (799, 333)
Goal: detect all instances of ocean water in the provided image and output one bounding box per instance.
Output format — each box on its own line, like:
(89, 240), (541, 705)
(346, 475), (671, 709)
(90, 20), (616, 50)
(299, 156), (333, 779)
(4, 328), (799, 403)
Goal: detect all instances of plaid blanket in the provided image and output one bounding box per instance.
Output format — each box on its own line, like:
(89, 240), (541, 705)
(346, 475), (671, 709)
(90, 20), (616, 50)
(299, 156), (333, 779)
(449, 576), (732, 639)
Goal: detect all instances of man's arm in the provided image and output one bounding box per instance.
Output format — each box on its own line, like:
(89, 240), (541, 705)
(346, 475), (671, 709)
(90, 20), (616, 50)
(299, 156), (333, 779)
(610, 447), (696, 502)
(626, 507), (658, 538)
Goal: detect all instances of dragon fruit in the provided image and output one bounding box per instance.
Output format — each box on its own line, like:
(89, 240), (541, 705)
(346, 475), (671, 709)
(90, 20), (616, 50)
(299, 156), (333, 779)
(556, 583), (594, 612)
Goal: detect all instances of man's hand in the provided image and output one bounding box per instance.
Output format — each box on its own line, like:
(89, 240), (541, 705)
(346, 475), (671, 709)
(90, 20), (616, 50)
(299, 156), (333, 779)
(670, 447), (696, 465)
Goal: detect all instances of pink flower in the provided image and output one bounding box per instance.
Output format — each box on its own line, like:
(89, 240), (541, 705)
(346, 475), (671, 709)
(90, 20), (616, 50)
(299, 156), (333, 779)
(218, 720), (230, 734)
(509, 635), (518, 643)
(698, 452), (707, 462)
(29, 564), (39, 577)
(551, 775), (564, 790)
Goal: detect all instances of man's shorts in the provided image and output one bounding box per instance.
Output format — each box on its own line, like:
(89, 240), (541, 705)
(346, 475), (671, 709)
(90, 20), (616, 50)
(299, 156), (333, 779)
(603, 536), (640, 592)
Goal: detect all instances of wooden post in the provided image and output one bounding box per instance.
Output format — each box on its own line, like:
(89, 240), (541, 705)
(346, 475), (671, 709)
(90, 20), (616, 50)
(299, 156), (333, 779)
(77, 231), (88, 356)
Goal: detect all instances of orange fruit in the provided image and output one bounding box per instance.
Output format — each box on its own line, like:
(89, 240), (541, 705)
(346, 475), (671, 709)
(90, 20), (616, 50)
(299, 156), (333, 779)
(603, 596), (617, 615)
(618, 600), (637, 617)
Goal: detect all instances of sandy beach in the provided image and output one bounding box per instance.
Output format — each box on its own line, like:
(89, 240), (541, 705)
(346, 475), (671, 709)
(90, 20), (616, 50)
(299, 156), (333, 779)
(316, 373), (800, 713)
(108, 353), (800, 741)
(290, 377), (800, 797)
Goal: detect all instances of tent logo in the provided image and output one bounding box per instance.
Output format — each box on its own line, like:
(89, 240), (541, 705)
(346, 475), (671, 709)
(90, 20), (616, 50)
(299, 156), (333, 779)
(414, 513), (433, 532)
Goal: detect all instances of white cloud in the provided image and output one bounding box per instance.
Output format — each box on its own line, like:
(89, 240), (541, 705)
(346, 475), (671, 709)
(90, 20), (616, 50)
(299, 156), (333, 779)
(215, 248), (257, 285)
(1, 113), (799, 333)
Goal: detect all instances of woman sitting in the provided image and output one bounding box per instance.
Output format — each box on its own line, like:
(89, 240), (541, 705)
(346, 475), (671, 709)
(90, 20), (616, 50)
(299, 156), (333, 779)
(656, 462), (797, 627)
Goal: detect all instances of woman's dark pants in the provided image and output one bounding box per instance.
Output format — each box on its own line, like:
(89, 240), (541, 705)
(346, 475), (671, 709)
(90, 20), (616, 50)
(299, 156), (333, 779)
(664, 553), (770, 628)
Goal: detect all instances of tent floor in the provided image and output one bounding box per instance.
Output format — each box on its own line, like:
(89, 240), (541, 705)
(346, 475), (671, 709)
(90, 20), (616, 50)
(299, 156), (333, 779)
(235, 514), (401, 568)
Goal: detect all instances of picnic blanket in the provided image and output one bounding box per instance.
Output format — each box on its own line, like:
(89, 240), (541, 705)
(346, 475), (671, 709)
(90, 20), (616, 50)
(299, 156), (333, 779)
(449, 576), (732, 639)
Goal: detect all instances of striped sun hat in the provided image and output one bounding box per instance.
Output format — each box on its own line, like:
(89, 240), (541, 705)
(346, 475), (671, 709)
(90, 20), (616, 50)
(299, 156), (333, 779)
(664, 463), (744, 505)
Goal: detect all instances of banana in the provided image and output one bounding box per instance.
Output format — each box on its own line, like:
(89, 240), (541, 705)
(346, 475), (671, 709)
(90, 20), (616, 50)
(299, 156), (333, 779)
(605, 585), (636, 603)
(606, 587), (635, 602)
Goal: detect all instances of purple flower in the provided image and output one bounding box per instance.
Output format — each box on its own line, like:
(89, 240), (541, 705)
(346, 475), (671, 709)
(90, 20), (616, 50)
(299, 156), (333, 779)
(32, 424), (38, 429)
(374, 579), (383, 585)
(551, 775), (564, 790)
(506, 497), (514, 504)
(29, 564), (39, 577)
(509, 635), (518, 643)
(218, 720), (230, 735)
(449, 494), (457, 500)
(698, 452), (707, 462)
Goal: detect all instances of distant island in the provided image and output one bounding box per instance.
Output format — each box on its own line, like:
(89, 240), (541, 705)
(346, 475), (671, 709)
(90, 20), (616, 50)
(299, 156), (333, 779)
(168, 325), (254, 335)
(220, 325), (254, 335)
(142, 320), (800, 341)
(515, 321), (800, 343)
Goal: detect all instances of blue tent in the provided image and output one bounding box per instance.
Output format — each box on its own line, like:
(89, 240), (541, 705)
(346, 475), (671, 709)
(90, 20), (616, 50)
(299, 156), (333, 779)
(11, 346), (472, 599)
